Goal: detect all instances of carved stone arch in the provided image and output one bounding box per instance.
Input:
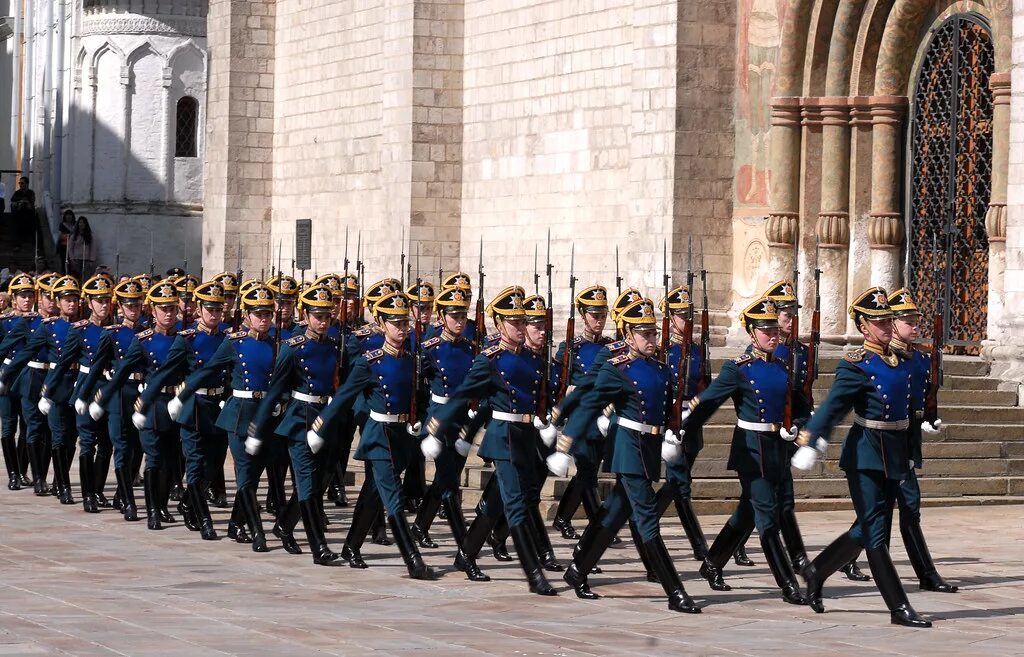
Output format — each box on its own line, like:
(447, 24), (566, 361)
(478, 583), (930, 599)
(802, 0), (841, 97)
(126, 41), (167, 74)
(166, 39), (206, 72)
(88, 41), (126, 81)
(851, 0), (896, 96)
(74, 46), (89, 90)
(776, 0), (818, 96)
(824, 0), (871, 96)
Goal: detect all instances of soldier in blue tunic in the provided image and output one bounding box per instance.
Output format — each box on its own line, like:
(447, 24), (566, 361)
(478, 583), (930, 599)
(247, 284), (344, 566)
(89, 281), (183, 530)
(423, 272), (478, 343)
(309, 290), (438, 579)
(172, 283), (279, 552)
(402, 279), (435, 513)
(3, 275), (83, 504)
(323, 271), (363, 509)
(41, 274), (115, 513)
(148, 280), (229, 541)
(0, 273), (38, 490)
(551, 298), (700, 613)
(686, 297), (811, 607)
(792, 286), (932, 627)
(550, 285), (614, 540)
(884, 288), (956, 593)
(426, 286), (558, 595)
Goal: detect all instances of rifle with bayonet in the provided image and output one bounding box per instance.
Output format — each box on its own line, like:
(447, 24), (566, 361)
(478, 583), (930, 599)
(409, 244), (424, 431)
(273, 241), (283, 359)
(698, 240), (711, 391)
(231, 233), (243, 330)
(355, 231), (363, 322)
(782, 233), (800, 431)
(473, 237), (485, 355)
(660, 240), (670, 364)
(537, 231), (554, 417)
(924, 234), (945, 425)
(802, 235), (821, 406)
(556, 243), (576, 402)
(670, 237), (695, 432)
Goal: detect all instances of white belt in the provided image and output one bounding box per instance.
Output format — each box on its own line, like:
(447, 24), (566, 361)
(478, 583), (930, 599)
(28, 361), (47, 370)
(233, 390), (267, 399)
(369, 410), (409, 423)
(430, 393), (450, 405)
(291, 390), (329, 404)
(195, 387), (225, 397)
(854, 414), (909, 431)
(2, 358), (10, 365)
(78, 365), (91, 375)
(492, 411), (534, 424)
(616, 417), (663, 435)
(737, 419), (781, 432)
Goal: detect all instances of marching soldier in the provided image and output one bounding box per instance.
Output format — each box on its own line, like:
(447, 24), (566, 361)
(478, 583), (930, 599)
(311, 291), (437, 580)
(424, 272), (477, 343)
(89, 281), (184, 530)
(792, 287), (932, 627)
(42, 274), (115, 512)
(0, 273), (37, 490)
(551, 298), (700, 613)
(267, 273), (301, 339)
(402, 279), (435, 512)
(426, 286), (558, 595)
(323, 271), (363, 508)
(148, 280), (230, 541)
(686, 297), (811, 607)
(885, 288), (956, 593)
(551, 285), (614, 540)
(247, 284), (344, 565)
(171, 283), (280, 552)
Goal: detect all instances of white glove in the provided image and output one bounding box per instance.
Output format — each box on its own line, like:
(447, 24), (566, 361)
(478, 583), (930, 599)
(245, 436), (262, 455)
(272, 402), (283, 417)
(406, 421), (422, 436)
(0, 380), (6, 395)
(74, 398), (87, 415)
(306, 430), (325, 454)
(167, 396), (183, 421)
(780, 425), (797, 441)
(596, 414), (611, 436)
(547, 451), (573, 477)
(908, 459), (915, 470)
(219, 400), (225, 409)
(534, 416), (557, 447)
(921, 418), (942, 434)
(137, 383), (144, 394)
(664, 429), (682, 445)
(454, 438), (472, 457)
(89, 401), (105, 421)
(37, 397), (52, 416)
(679, 408), (691, 424)
(467, 408), (477, 420)
(131, 411), (147, 430)
(662, 429), (683, 463)
(420, 435), (443, 460)
(791, 445), (818, 471)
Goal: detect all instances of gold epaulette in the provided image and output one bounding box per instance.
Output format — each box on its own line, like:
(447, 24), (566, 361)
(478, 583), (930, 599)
(137, 329), (155, 340)
(608, 353), (631, 366)
(607, 340), (627, 353)
(844, 349), (865, 362)
(286, 335), (305, 346)
(178, 328), (196, 337)
(72, 319), (90, 329)
(734, 354), (752, 365)
(422, 336), (442, 349)
(229, 330), (248, 340)
(365, 349), (384, 362)
(481, 345), (501, 358)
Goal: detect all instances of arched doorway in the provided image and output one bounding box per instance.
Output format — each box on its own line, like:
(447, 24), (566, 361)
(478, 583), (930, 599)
(906, 13), (994, 351)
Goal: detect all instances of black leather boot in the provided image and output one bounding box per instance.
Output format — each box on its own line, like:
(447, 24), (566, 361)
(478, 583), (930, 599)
(143, 468), (162, 530)
(190, 483), (219, 540)
(806, 531), (863, 614)
(178, 489), (200, 531)
(31, 441), (49, 496)
(2, 432), (21, 490)
(227, 497), (252, 543)
(528, 505), (563, 572)
(899, 518), (957, 593)
(552, 477), (582, 539)
(53, 446), (75, 504)
(563, 517), (618, 599)
(841, 557), (871, 581)
(79, 456), (99, 513)
(700, 521), (748, 591)
(412, 487), (442, 549)
(866, 545), (932, 628)
(780, 508), (811, 576)
(389, 514), (437, 580)
(761, 532), (808, 606)
(272, 494), (303, 554)
(93, 450), (112, 507)
(444, 494), (489, 581)
(340, 481), (377, 568)
(299, 498), (342, 565)
(264, 464), (285, 516)
(117, 465), (139, 521)
(158, 468), (176, 523)
(240, 487), (269, 552)
(581, 486), (619, 544)
(370, 506), (392, 545)
(326, 464), (348, 507)
(510, 523), (556, 595)
(675, 494), (709, 561)
(629, 519), (658, 582)
(733, 526), (755, 566)
(645, 535), (701, 613)
(487, 514), (512, 561)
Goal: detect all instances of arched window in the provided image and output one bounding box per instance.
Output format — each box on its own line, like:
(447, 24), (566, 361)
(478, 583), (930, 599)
(175, 96), (198, 158)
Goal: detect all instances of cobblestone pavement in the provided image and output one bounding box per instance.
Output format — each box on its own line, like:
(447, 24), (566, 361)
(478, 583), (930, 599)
(0, 488), (1021, 656)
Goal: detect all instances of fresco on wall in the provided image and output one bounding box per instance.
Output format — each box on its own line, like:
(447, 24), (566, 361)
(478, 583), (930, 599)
(734, 0), (785, 209)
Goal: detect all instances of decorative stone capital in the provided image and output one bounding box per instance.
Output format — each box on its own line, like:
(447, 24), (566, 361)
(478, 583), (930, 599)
(770, 97), (802, 127)
(849, 95), (908, 126)
(801, 105), (823, 127)
(990, 72), (1010, 106)
(867, 212), (903, 249)
(985, 203), (1007, 242)
(816, 212), (850, 247)
(766, 212), (798, 246)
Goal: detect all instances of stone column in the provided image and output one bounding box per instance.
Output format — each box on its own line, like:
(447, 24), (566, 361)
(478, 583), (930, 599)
(815, 98), (852, 341)
(766, 97), (802, 281)
(866, 96), (908, 293)
(985, 72), (1010, 343)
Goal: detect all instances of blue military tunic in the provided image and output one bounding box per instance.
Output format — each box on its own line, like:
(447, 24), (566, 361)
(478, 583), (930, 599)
(143, 323), (229, 425)
(44, 319), (114, 455)
(667, 335), (704, 454)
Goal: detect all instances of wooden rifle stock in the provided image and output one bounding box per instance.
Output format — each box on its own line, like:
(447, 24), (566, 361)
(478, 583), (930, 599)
(923, 312), (943, 424)
(802, 308), (819, 406)
(536, 307), (553, 418)
(473, 298), (485, 355)
(556, 315), (574, 402)
(699, 307), (711, 391)
(782, 313), (798, 430)
(670, 322), (694, 432)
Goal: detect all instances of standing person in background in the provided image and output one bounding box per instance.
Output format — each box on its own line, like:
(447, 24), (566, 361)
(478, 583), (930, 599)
(57, 210), (76, 272)
(0, 179), (7, 217)
(10, 178), (36, 243)
(67, 217), (96, 281)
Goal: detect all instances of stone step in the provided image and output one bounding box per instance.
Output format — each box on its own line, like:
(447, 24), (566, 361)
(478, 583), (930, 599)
(705, 405), (1024, 425)
(803, 387), (1017, 406)
(813, 372), (1002, 392)
(710, 355), (990, 377)
(692, 423), (1024, 443)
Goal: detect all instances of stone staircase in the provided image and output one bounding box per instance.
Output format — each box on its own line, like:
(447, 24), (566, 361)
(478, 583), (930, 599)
(392, 353), (1022, 518)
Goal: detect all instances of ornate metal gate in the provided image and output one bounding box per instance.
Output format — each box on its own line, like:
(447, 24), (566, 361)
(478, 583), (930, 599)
(907, 13), (993, 350)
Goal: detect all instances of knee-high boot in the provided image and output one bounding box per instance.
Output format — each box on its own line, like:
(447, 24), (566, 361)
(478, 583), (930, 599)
(733, 526), (755, 566)
(116, 465), (139, 521)
(79, 456), (99, 513)
(760, 532), (808, 605)
(581, 486), (618, 544)
(30, 440), (49, 495)
(158, 468), (176, 523)
(143, 468), (162, 530)
(645, 535), (701, 613)
(510, 523), (556, 595)
(563, 516), (619, 599)
(528, 505), (562, 572)
(412, 486), (442, 548)
(806, 531), (863, 613)
(487, 514), (512, 561)
(699, 521), (749, 591)
(2, 431), (21, 490)
(227, 496), (252, 543)
(93, 449), (112, 507)
(340, 480), (377, 568)
(389, 514), (437, 580)
(630, 519), (658, 582)
(53, 445), (75, 504)
(299, 498), (342, 565)
(552, 477), (582, 539)
(779, 508), (810, 576)
(674, 494), (709, 561)
(240, 487), (269, 552)
(272, 493), (302, 554)
(866, 545), (932, 628)
(189, 483), (219, 540)
(445, 494), (489, 581)
(900, 517), (957, 593)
